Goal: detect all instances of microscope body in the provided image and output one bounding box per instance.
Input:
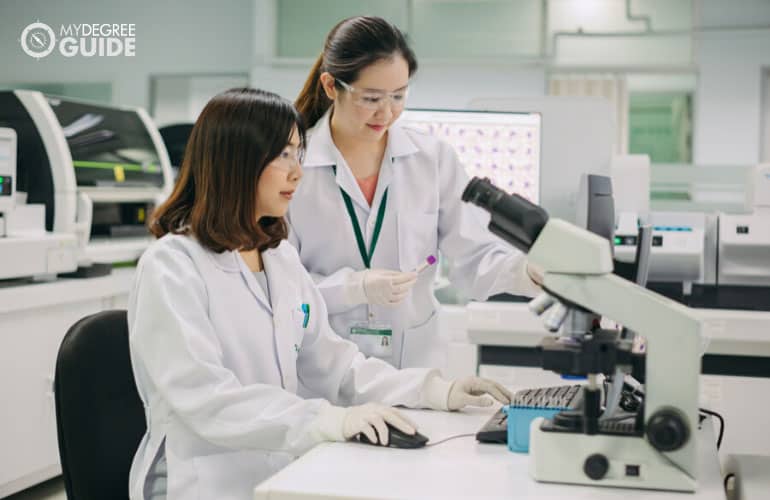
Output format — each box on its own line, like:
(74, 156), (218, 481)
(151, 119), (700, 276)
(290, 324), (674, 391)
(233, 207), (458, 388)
(527, 219), (701, 492)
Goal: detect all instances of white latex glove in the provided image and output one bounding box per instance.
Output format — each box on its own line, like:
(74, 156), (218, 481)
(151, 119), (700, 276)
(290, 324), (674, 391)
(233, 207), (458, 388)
(422, 374), (513, 411)
(342, 403), (417, 446)
(526, 261), (544, 286)
(447, 376), (513, 411)
(346, 269), (418, 306)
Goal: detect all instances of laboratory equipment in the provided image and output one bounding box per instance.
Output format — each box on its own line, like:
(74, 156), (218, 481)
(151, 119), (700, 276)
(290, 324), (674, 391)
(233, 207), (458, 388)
(0, 127), (78, 280)
(615, 212), (707, 294)
(476, 384), (583, 448)
(0, 90), (173, 269)
(399, 109), (541, 204)
(463, 177), (702, 492)
(718, 164), (770, 288)
(576, 174), (615, 244)
(611, 155), (709, 296)
(469, 96), (613, 224)
(414, 255), (436, 274)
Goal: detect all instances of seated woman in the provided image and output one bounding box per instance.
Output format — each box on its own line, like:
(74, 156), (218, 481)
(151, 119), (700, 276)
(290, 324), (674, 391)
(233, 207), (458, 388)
(128, 88), (512, 500)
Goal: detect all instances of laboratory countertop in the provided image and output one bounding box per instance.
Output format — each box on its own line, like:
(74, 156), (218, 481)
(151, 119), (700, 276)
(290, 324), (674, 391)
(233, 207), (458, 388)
(254, 405), (725, 500)
(0, 266), (135, 314)
(466, 302), (770, 358)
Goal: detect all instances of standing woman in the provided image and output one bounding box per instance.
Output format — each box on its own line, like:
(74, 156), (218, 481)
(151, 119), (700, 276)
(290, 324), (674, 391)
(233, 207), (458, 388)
(289, 16), (541, 369)
(128, 88), (511, 499)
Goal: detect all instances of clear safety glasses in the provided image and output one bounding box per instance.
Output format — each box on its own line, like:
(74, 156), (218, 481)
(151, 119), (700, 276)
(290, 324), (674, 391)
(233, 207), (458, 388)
(336, 79), (409, 111)
(268, 147), (303, 173)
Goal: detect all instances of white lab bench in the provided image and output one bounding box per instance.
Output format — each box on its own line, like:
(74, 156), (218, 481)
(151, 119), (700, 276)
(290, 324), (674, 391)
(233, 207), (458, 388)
(253, 406), (726, 500)
(0, 267), (135, 497)
(465, 301), (770, 464)
(466, 302), (770, 376)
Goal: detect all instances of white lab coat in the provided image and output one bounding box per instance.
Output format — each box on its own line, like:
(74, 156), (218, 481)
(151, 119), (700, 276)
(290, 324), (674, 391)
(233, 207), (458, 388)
(287, 109), (540, 370)
(127, 233), (443, 500)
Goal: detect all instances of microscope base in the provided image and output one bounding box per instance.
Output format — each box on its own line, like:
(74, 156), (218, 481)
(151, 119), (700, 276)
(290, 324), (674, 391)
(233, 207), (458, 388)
(529, 417), (696, 492)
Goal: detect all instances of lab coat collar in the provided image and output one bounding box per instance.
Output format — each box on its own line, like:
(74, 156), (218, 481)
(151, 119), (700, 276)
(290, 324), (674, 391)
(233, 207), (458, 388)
(302, 107), (337, 168)
(261, 245), (298, 385)
(387, 119), (420, 159)
(207, 247), (273, 313)
(302, 107), (420, 168)
(303, 108), (419, 212)
(207, 247), (240, 272)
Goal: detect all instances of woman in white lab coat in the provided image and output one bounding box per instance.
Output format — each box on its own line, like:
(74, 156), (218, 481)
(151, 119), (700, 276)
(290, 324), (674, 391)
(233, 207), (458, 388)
(128, 88), (512, 500)
(288, 17), (541, 370)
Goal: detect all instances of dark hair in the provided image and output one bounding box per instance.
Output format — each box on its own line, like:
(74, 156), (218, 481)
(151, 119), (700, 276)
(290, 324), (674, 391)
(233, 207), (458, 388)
(150, 88), (306, 253)
(295, 16), (418, 127)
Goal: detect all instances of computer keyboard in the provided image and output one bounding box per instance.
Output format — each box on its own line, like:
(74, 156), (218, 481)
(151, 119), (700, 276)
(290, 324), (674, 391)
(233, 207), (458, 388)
(476, 384), (583, 444)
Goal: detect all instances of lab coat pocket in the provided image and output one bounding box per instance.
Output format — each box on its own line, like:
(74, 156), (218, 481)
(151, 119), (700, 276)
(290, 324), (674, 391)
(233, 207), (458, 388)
(291, 309), (307, 355)
(400, 310), (446, 369)
(397, 212), (438, 272)
(194, 450), (284, 499)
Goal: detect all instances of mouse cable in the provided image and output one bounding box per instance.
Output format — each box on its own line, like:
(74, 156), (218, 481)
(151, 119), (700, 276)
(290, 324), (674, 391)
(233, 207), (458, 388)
(425, 433), (476, 447)
(699, 408), (725, 450)
(723, 473), (735, 492)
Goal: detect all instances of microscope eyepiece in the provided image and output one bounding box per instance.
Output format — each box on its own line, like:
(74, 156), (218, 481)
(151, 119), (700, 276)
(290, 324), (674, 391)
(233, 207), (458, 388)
(461, 177), (498, 207)
(462, 176), (549, 253)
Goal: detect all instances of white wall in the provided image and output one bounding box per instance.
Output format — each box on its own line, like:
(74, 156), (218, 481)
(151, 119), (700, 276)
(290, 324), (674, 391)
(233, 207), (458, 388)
(250, 63), (547, 111)
(548, 0), (693, 67)
(694, 1), (770, 165)
(0, 0), (254, 110)
(2, 0), (767, 165)
(548, 0), (770, 166)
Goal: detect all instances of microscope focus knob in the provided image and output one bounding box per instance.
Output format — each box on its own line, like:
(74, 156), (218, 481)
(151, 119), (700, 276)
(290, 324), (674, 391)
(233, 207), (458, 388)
(646, 409), (690, 452)
(583, 454), (609, 480)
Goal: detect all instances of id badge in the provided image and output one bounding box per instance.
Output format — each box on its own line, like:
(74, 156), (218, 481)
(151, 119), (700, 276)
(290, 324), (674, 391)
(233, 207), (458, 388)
(349, 321), (393, 359)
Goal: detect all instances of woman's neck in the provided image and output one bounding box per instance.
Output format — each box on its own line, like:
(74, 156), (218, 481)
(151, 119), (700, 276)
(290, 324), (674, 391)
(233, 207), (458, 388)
(330, 115), (387, 179)
(239, 248), (262, 272)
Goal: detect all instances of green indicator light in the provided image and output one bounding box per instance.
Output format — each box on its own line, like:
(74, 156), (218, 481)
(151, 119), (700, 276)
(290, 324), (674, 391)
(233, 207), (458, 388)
(614, 236), (622, 245)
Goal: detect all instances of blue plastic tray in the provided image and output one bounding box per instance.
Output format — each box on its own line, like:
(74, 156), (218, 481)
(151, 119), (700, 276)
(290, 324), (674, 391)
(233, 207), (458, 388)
(505, 405), (566, 453)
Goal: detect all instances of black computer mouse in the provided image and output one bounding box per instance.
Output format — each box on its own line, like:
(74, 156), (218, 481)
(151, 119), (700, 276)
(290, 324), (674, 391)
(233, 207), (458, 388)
(358, 423), (429, 449)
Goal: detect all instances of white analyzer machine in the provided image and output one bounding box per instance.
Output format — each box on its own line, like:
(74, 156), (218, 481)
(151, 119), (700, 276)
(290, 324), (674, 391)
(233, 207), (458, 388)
(0, 127), (78, 280)
(0, 90), (173, 273)
(718, 163), (770, 287)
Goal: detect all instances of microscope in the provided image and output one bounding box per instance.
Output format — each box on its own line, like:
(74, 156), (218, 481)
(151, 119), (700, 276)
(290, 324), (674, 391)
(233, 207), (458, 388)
(463, 177), (702, 492)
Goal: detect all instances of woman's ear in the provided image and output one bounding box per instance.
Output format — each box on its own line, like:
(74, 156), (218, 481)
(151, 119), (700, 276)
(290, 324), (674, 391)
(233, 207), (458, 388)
(319, 72), (337, 101)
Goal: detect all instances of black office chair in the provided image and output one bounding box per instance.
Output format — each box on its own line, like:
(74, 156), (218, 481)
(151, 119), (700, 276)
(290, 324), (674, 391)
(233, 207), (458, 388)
(158, 123), (194, 168)
(54, 310), (146, 500)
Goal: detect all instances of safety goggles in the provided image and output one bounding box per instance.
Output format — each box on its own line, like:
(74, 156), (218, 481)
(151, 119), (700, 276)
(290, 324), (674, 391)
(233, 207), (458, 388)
(268, 147), (303, 173)
(336, 79), (409, 110)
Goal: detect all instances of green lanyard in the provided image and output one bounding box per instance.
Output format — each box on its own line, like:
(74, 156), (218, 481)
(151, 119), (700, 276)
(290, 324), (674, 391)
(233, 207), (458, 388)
(332, 166), (388, 269)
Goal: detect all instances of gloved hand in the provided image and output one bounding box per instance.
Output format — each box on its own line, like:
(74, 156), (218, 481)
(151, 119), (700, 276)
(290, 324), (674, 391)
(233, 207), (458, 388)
(342, 403), (417, 446)
(447, 376), (513, 411)
(526, 261), (544, 286)
(346, 269), (418, 306)
(422, 374), (513, 411)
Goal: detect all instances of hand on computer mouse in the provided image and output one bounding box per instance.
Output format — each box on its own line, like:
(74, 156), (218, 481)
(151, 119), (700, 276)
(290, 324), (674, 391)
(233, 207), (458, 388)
(359, 423), (429, 448)
(342, 403), (417, 446)
(447, 376), (513, 411)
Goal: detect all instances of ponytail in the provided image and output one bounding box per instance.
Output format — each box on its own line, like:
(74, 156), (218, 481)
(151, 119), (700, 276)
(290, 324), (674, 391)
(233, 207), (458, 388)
(294, 53), (331, 129)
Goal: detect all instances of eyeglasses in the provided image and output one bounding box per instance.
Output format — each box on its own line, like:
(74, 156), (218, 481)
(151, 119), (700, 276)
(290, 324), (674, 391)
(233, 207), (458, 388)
(268, 147), (303, 173)
(336, 79), (409, 110)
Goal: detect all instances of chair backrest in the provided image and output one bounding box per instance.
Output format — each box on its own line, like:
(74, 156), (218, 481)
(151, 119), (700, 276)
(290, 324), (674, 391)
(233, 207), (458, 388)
(158, 123), (194, 168)
(54, 310), (146, 500)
